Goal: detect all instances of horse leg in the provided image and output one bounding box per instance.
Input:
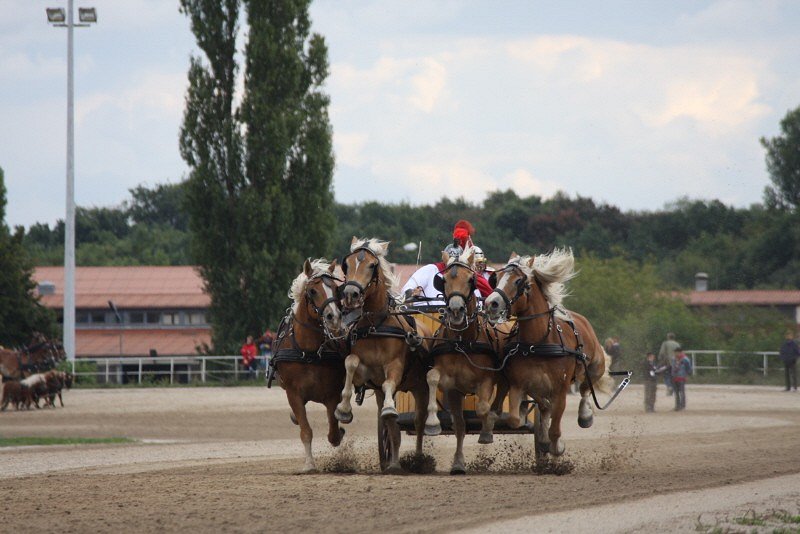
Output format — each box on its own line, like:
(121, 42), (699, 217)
(379, 359), (403, 419)
(578, 382), (594, 428)
(547, 386), (568, 456)
(58, 390), (64, 407)
(491, 374), (509, 417)
(325, 399), (345, 447)
(448, 390), (467, 475)
(335, 354), (360, 424)
(412, 387), (428, 454)
(476, 377), (497, 444)
(506, 385), (524, 429)
(424, 368), (442, 435)
(286, 392), (317, 473)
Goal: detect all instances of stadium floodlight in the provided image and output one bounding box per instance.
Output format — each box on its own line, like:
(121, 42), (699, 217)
(46, 8), (66, 23)
(78, 7), (97, 23)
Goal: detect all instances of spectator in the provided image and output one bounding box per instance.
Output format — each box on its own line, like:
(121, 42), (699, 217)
(642, 352), (666, 413)
(671, 346), (692, 411)
(779, 330), (799, 392)
(240, 335), (258, 379)
(658, 332), (680, 396)
(258, 328), (275, 374)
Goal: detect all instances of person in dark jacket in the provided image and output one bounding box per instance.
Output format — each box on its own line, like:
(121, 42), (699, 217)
(779, 331), (799, 392)
(642, 352), (667, 412)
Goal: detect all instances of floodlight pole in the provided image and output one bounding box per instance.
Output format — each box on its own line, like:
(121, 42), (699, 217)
(48, 1), (95, 362)
(65, 0), (76, 363)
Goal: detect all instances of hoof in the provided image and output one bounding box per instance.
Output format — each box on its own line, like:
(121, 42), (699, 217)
(578, 415), (593, 428)
(289, 412), (298, 425)
(330, 427), (345, 447)
(550, 440), (565, 456)
(424, 423), (442, 436)
(381, 406), (399, 420)
(478, 431), (494, 444)
(383, 464), (403, 475)
(335, 408), (353, 424)
(297, 466), (318, 474)
(450, 465), (467, 476)
(536, 440), (550, 455)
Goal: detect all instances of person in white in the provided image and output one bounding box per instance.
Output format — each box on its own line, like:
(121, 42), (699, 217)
(402, 243), (463, 306)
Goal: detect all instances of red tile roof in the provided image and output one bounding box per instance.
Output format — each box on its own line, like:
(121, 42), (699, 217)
(76, 328), (210, 357)
(686, 290), (800, 306)
(33, 266), (209, 309)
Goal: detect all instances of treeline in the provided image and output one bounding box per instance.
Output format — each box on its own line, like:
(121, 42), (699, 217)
(21, 183), (800, 291)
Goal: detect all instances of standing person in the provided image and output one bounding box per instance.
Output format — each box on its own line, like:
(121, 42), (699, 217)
(779, 330), (799, 392)
(258, 328), (274, 375)
(240, 335), (258, 380)
(671, 346), (692, 411)
(658, 332), (680, 396)
(642, 352), (666, 412)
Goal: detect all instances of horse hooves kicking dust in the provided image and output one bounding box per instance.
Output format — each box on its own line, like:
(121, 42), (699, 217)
(478, 431), (494, 444)
(334, 408), (353, 424)
(424, 423), (442, 436)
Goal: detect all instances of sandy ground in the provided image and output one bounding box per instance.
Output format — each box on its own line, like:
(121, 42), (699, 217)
(1, 384), (799, 533)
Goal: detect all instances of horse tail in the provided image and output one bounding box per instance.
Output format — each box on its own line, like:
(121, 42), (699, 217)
(595, 350), (615, 395)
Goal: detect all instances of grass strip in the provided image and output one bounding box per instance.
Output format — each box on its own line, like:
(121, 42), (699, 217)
(0, 437), (134, 447)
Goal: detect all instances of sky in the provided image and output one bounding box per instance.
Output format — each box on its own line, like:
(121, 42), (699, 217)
(2, 1), (800, 229)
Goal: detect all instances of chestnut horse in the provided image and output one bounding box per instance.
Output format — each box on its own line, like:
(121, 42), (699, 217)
(271, 259), (347, 473)
(0, 335), (65, 379)
(335, 238), (432, 473)
(485, 249), (613, 457)
(425, 246), (513, 474)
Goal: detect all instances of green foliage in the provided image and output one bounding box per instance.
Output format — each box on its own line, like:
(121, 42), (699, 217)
(0, 167), (58, 346)
(180, 0), (335, 353)
(761, 104), (800, 210)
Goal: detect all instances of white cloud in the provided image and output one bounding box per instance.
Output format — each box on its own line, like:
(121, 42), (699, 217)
(334, 132), (368, 167)
(408, 58), (446, 113)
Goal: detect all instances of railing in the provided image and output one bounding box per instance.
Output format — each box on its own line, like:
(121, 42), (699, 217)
(62, 350), (782, 384)
(65, 355), (268, 385)
(685, 350), (780, 377)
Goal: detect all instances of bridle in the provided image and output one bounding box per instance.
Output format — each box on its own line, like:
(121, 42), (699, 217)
(437, 261), (478, 330)
(489, 262), (531, 314)
(304, 272), (344, 340)
(340, 246), (380, 304)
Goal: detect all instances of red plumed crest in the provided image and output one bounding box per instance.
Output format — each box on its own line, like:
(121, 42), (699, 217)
(452, 220), (475, 248)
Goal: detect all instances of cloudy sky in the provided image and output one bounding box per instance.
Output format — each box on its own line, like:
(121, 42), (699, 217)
(2, 1), (799, 229)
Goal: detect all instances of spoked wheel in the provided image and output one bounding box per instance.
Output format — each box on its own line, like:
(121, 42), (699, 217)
(377, 415), (392, 472)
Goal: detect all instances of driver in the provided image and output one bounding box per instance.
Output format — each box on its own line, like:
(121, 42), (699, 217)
(402, 242), (463, 305)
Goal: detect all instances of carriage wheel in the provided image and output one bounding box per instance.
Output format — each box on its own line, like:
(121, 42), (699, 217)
(377, 416), (392, 472)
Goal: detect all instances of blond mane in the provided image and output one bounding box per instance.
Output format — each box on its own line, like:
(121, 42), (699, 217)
(350, 238), (400, 295)
(288, 259), (332, 313)
(531, 247), (575, 314)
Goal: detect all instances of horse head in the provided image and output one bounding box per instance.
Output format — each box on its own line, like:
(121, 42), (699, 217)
(434, 246), (477, 329)
(485, 253), (534, 322)
(340, 237), (395, 311)
(302, 258), (344, 337)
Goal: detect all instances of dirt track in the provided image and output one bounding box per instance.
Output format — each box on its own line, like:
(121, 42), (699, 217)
(1, 385), (799, 533)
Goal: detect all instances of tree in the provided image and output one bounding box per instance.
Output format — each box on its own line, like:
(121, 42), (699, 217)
(0, 167), (57, 345)
(761, 105), (800, 210)
(180, 0), (335, 352)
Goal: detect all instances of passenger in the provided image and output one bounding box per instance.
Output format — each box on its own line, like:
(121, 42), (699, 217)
(642, 352), (667, 412)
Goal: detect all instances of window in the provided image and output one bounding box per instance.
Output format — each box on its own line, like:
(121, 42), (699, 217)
(76, 312), (89, 323)
(188, 312), (206, 325)
(161, 312), (180, 326)
(146, 312), (160, 325)
(91, 311), (106, 324)
(129, 311), (145, 324)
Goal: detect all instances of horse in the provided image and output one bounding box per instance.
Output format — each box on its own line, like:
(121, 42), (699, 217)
(1, 380), (33, 411)
(0, 335), (65, 379)
(271, 258), (347, 473)
(335, 237), (432, 473)
(484, 249), (613, 457)
(424, 246), (512, 474)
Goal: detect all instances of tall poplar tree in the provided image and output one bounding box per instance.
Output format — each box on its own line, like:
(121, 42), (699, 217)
(180, 0), (335, 353)
(0, 167), (57, 345)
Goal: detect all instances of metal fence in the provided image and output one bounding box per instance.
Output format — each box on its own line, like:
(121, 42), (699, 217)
(685, 350), (780, 377)
(62, 350), (783, 385)
(65, 355), (269, 385)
